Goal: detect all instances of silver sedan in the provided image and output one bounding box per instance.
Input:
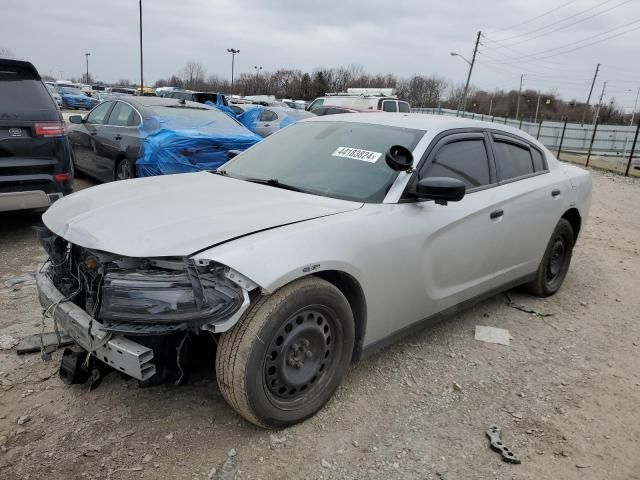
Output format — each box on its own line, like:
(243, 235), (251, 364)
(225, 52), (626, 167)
(36, 113), (591, 428)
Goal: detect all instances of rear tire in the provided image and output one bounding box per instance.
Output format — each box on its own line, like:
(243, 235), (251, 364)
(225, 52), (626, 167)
(526, 219), (574, 297)
(115, 158), (134, 181)
(216, 277), (355, 428)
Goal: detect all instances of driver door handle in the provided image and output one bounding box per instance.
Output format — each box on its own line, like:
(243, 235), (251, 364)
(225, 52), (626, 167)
(551, 189), (561, 197)
(490, 209), (504, 219)
(114, 134), (123, 140)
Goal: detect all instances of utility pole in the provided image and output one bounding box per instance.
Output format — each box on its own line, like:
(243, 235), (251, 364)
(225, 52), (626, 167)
(254, 65), (263, 81)
(84, 53), (91, 84)
(593, 80), (607, 125)
(139, 0), (144, 95)
(515, 73), (524, 120)
(582, 63), (600, 125)
(630, 86), (640, 127)
(534, 94), (541, 124)
(458, 30), (481, 117)
(227, 48), (240, 90)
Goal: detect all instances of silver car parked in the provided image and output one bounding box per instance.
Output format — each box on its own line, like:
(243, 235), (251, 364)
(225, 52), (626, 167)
(36, 114), (591, 428)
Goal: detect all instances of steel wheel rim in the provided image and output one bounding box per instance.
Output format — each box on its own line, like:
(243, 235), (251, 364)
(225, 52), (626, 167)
(546, 234), (566, 284)
(116, 162), (131, 180)
(263, 306), (340, 409)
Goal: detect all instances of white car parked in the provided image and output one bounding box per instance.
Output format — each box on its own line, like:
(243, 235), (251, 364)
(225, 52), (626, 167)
(36, 114), (591, 428)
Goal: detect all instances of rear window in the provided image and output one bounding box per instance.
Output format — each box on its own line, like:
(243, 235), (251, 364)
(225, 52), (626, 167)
(148, 105), (243, 129)
(493, 139), (535, 180)
(398, 102), (411, 113)
(0, 64), (57, 120)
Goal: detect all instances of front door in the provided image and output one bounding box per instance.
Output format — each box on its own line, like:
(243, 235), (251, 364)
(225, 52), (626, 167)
(70, 101), (114, 179)
(410, 132), (506, 317)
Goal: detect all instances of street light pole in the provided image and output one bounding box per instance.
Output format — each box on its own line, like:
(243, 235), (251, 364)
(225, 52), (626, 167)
(84, 53), (91, 84)
(139, 0), (144, 95)
(254, 65), (263, 89)
(227, 48), (240, 90)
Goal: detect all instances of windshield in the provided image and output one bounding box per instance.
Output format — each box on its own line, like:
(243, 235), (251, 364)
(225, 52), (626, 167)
(223, 121), (424, 203)
(59, 87), (83, 95)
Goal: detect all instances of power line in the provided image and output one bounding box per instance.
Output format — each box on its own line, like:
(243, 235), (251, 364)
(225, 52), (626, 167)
(485, 0), (580, 34)
(493, 0), (632, 47)
(487, 20), (640, 64)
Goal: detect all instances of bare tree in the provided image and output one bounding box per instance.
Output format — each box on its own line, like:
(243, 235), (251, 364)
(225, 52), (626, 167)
(183, 61), (206, 90)
(0, 46), (15, 57)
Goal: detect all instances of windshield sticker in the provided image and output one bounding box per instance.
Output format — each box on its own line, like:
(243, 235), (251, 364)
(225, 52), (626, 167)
(332, 147), (382, 163)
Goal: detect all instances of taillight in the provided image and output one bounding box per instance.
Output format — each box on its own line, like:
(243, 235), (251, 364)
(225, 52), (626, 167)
(54, 172), (72, 182)
(34, 121), (65, 137)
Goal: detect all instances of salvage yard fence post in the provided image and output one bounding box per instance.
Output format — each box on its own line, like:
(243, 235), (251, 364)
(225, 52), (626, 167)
(586, 117), (600, 168)
(624, 118), (640, 177)
(557, 117), (568, 160)
(536, 119), (543, 140)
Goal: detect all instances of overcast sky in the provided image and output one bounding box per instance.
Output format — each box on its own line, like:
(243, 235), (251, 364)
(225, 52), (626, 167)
(3, 0), (640, 108)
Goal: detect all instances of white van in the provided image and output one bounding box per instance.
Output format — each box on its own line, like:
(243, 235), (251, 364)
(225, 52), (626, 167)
(307, 95), (410, 113)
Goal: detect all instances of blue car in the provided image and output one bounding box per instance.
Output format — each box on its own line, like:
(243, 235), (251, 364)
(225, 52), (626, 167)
(57, 86), (95, 110)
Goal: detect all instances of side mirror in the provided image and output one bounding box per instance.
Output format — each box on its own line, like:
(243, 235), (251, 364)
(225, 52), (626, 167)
(415, 177), (466, 205)
(385, 145), (413, 172)
(68, 115), (84, 124)
(227, 149), (241, 160)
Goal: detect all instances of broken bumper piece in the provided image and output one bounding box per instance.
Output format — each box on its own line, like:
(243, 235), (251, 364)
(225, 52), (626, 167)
(36, 266), (156, 381)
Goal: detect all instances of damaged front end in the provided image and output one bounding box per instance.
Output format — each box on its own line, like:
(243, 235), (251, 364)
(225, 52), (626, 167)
(36, 228), (255, 384)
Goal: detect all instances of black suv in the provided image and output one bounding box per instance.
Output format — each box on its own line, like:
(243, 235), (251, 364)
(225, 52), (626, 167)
(164, 89), (228, 105)
(0, 58), (73, 212)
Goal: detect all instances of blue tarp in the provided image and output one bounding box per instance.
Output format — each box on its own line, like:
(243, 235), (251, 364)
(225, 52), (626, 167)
(136, 113), (261, 177)
(237, 106), (262, 132)
(205, 101), (238, 120)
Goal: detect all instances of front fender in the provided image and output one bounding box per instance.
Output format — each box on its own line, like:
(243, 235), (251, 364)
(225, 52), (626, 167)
(191, 212), (367, 294)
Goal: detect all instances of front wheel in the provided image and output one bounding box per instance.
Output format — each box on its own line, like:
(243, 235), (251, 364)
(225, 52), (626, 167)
(526, 219), (575, 297)
(216, 277), (355, 428)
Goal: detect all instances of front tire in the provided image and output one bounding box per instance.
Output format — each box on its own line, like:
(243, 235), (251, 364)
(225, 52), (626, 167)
(526, 219), (575, 297)
(216, 277), (355, 428)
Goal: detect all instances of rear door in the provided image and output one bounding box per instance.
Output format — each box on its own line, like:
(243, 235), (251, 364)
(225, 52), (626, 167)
(489, 133), (560, 283)
(255, 109), (278, 137)
(105, 101), (142, 177)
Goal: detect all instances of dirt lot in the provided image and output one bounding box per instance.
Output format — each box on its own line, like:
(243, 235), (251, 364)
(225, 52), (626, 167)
(0, 170), (639, 480)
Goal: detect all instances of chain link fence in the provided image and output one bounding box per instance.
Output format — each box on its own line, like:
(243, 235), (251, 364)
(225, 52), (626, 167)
(413, 108), (640, 177)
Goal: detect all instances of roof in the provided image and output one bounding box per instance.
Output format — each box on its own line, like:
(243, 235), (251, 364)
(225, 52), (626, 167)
(0, 57), (39, 78)
(304, 113), (542, 144)
(124, 96), (212, 109)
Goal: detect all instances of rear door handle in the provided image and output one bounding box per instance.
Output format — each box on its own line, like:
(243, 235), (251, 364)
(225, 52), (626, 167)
(551, 189), (561, 197)
(490, 209), (504, 219)
(114, 134), (122, 140)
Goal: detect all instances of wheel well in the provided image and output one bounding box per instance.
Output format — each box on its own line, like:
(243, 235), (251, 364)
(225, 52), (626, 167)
(313, 270), (367, 362)
(561, 208), (581, 244)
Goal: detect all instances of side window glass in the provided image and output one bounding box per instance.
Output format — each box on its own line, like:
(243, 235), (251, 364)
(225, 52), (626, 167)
(86, 102), (112, 124)
(260, 110), (277, 122)
(398, 102), (411, 113)
(108, 102), (139, 127)
(493, 140), (535, 180)
(423, 139), (491, 189)
(531, 148), (547, 172)
(382, 101), (398, 112)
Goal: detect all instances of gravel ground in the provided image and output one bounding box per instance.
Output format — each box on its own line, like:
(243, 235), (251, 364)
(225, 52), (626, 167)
(0, 170), (638, 480)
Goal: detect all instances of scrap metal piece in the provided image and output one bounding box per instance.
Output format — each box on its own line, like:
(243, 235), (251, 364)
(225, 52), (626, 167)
(486, 424), (521, 464)
(16, 332), (73, 355)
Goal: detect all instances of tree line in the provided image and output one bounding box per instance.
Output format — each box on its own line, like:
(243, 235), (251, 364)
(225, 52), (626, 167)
(149, 61), (632, 125)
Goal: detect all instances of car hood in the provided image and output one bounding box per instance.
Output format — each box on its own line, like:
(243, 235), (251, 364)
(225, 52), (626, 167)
(43, 172), (362, 257)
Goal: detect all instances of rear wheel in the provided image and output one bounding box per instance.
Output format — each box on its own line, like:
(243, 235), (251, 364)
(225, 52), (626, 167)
(216, 277), (355, 428)
(526, 219), (574, 297)
(115, 158), (134, 181)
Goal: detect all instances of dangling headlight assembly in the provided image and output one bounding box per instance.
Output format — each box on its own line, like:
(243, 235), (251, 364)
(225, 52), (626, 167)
(99, 260), (246, 325)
